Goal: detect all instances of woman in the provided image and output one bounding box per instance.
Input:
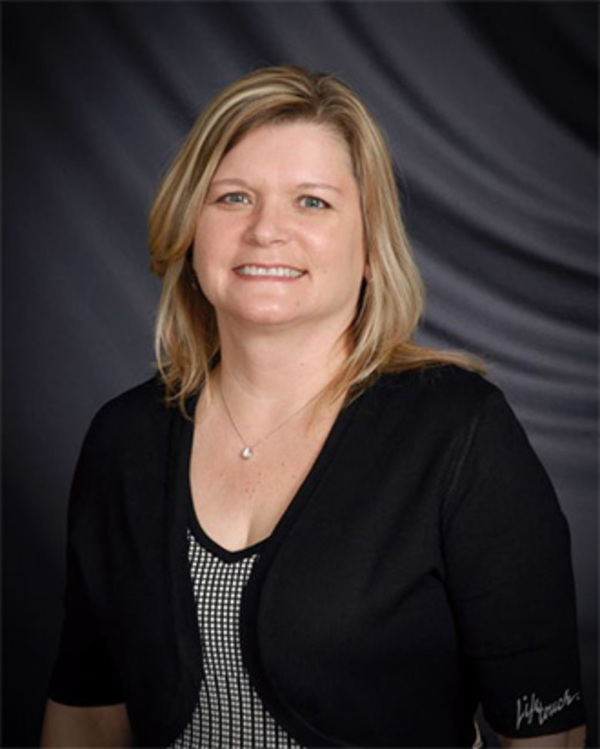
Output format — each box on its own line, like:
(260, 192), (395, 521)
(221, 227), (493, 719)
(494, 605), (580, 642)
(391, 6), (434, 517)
(41, 65), (586, 747)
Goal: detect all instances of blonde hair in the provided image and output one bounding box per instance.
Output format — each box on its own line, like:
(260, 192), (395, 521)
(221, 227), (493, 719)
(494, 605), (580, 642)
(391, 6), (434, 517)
(149, 65), (484, 412)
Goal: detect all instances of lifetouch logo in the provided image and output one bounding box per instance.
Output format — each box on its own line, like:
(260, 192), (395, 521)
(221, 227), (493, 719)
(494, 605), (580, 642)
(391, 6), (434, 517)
(516, 689), (581, 731)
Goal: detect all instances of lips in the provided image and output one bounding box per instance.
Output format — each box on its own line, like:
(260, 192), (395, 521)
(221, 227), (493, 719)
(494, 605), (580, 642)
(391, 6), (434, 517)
(234, 264), (305, 278)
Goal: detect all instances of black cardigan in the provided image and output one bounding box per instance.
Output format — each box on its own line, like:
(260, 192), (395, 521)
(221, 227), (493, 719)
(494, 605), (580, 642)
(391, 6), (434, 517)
(48, 366), (586, 747)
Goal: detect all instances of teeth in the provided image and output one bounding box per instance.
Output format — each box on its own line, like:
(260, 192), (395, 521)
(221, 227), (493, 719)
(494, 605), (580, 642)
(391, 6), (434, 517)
(236, 265), (304, 278)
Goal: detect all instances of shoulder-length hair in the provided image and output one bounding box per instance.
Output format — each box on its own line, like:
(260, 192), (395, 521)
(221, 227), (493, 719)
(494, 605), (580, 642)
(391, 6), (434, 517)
(149, 65), (484, 412)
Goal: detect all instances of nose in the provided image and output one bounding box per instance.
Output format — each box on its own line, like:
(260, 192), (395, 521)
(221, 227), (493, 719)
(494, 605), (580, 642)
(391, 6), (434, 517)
(244, 199), (289, 247)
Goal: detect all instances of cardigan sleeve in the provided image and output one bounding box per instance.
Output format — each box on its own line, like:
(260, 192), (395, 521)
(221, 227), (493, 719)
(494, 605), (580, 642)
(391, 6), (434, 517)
(47, 543), (125, 706)
(442, 389), (586, 738)
(47, 416), (125, 706)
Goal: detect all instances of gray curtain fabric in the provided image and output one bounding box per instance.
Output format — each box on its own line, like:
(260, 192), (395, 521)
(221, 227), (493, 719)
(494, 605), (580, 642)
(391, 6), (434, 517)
(3, 3), (597, 745)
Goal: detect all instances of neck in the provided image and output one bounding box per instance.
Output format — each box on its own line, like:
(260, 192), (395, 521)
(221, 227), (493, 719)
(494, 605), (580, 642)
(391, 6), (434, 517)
(215, 320), (350, 409)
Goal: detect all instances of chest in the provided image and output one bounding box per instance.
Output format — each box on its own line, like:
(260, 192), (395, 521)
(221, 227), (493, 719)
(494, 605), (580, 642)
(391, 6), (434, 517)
(189, 411), (336, 552)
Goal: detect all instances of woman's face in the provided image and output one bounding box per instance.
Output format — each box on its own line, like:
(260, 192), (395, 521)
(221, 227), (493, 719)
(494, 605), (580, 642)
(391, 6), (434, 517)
(193, 121), (368, 338)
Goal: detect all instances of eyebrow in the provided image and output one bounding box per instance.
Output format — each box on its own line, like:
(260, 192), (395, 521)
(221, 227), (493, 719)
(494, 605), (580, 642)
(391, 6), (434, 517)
(209, 178), (251, 189)
(297, 182), (342, 194)
(209, 178), (342, 194)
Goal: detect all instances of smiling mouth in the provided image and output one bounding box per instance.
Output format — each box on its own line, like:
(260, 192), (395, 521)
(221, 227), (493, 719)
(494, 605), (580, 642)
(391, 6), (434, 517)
(234, 265), (305, 278)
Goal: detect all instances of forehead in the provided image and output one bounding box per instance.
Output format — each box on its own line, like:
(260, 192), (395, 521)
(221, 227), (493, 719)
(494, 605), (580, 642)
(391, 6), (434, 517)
(213, 121), (354, 179)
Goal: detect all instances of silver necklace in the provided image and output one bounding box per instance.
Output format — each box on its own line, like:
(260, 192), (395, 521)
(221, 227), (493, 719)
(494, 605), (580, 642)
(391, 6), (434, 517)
(218, 384), (322, 460)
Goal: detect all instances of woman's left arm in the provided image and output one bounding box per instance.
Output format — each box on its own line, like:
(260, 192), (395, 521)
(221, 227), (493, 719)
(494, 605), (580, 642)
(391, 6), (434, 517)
(443, 389), (587, 745)
(499, 724), (586, 747)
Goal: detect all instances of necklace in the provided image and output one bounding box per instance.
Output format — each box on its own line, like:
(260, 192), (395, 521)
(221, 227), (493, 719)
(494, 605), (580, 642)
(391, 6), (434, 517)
(218, 383), (323, 460)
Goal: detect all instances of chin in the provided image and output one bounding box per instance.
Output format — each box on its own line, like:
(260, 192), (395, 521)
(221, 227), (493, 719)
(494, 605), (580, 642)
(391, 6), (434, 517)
(221, 302), (298, 327)
(239, 312), (300, 328)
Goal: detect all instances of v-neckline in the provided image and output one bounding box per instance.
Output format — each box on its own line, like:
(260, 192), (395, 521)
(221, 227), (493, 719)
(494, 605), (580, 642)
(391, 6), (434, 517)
(177, 387), (363, 558)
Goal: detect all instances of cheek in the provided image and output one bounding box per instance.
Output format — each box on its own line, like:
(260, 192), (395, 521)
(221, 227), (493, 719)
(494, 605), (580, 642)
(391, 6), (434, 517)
(192, 221), (222, 269)
(307, 223), (353, 258)
(193, 214), (241, 262)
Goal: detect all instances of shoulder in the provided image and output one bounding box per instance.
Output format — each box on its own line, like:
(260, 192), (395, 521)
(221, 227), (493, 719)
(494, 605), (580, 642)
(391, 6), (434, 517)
(83, 375), (177, 453)
(68, 376), (182, 513)
(93, 375), (169, 420)
(348, 366), (521, 476)
(372, 365), (506, 424)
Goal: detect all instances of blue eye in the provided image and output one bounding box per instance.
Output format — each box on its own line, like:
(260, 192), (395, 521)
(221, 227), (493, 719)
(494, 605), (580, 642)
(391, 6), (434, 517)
(299, 196), (329, 209)
(218, 192), (250, 204)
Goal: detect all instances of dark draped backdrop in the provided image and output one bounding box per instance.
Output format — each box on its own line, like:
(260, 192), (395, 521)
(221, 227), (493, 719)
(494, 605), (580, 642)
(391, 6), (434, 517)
(3, 2), (597, 746)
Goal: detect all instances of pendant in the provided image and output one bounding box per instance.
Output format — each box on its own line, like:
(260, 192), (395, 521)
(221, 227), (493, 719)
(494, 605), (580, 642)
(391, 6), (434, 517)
(241, 445), (254, 460)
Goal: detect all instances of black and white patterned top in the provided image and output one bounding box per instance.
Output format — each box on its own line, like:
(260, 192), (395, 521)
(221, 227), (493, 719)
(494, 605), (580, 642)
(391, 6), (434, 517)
(170, 523), (302, 749)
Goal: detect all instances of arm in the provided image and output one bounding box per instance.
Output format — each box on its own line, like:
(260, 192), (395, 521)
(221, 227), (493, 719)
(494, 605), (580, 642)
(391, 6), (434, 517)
(443, 391), (587, 745)
(46, 414), (130, 746)
(498, 724), (586, 748)
(40, 699), (132, 748)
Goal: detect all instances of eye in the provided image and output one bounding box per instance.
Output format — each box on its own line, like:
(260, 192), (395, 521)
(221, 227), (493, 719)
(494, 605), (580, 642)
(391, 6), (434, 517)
(216, 192), (251, 205)
(299, 195), (329, 210)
